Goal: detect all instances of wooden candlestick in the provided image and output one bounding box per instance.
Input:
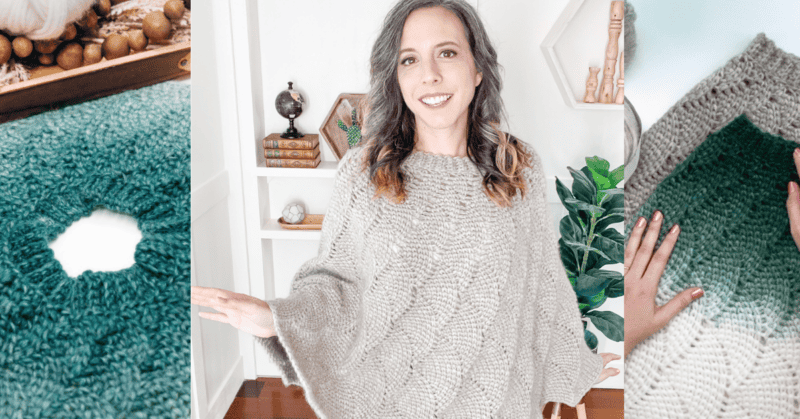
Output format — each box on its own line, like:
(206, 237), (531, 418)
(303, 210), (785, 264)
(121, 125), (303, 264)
(584, 67), (600, 103)
(614, 50), (624, 104)
(598, 1), (623, 103)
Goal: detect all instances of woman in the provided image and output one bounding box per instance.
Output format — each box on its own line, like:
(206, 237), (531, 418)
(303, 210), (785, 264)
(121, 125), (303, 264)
(193, 0), (619, 417)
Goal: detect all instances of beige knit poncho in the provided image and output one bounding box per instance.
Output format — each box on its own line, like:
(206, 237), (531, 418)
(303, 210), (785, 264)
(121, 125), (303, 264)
(258, 144), (603, 418)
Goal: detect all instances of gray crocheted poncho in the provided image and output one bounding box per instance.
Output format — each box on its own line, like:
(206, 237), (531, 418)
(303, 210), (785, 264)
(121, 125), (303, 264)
(257, 145), (603, 418)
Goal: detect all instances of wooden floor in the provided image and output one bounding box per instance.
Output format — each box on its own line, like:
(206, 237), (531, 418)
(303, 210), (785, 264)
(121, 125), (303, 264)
(225, 378), (623, 419)
(224, 378), (318, 419)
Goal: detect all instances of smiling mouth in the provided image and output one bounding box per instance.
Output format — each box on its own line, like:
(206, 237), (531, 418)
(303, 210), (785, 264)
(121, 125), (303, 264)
(420, 94), (452, 107)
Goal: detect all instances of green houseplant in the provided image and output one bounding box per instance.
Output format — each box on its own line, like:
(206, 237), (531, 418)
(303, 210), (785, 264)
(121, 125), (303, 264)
(555, 157), (624, 350)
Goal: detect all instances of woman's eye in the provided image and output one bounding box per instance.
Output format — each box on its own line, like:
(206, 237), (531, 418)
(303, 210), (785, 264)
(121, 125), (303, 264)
(400, 57), (416, 65)
(440, 50), (457, 58)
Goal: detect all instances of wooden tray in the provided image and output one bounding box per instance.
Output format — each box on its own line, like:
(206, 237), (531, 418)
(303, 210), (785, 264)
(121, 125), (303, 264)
(0, 41), (191, 122)
(319, 93), (365, 160)
(278, 214), (324, 230)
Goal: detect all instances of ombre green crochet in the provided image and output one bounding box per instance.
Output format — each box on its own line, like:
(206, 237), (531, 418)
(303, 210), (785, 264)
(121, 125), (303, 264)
(0, 82), (190, 418)
(625, 114), (800, 417)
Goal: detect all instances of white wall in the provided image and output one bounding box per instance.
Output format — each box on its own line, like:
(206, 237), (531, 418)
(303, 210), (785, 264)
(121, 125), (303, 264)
(626, 0), (800, 131)
(191, 1), (251, 418)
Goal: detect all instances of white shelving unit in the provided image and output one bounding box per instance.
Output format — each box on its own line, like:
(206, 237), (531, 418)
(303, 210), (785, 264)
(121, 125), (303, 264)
(239, 134), (339, 377)
(540, 0), (625, 110)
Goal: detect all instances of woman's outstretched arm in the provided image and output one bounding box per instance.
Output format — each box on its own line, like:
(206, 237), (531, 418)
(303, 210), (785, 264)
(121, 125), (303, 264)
(191, 286), (276, 338)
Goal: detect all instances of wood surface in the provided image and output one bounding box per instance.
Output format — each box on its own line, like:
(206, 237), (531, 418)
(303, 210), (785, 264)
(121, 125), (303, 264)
(0, 42), (191, 122)
(319, 93), (365, 160)
(542, 389), (623, 419)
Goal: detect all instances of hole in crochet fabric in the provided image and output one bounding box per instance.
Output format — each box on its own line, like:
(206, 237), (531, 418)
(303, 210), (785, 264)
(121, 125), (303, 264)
(48, 208), (142, 277)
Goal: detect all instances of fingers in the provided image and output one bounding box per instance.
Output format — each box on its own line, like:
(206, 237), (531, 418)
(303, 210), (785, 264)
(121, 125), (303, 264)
(624, 217), (647, 274)
(191, 286), (231, 308)
(793, 148), (800, 176)
(654, 287), (704, 330)
(599, 352), (622, 367)
(642, 223), (680, 283)
(788, 181), (800, 252)
(198, 311), (229, 324)
(627, 211), (664, 280)
(595, 367), (621, 384)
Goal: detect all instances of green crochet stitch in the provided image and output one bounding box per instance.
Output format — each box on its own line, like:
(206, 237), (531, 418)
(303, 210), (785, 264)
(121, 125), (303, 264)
(0, 82), (190, 418)
(627, 114), (800, 336)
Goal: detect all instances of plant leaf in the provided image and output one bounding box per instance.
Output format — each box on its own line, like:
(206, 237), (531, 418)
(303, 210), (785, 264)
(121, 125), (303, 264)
(568, 166), (597, 204)
(559, 215), (582, 242)
(555, 177), (575, 208)
(563, 240), (611, 261)
(559, 238), (579, 275)
(585, 310), (624, 342)
(595, 229), (624, 264)
(605, 278), (624, 298)
(586, 156), (610, 177)
(608, 164), (624, 187)
(584, 329), (598, 350)
(574, 271), (613, 297)
(564, 198), (604, 216)
(599, 188), (623, 208)
(595, 213), (624, 232)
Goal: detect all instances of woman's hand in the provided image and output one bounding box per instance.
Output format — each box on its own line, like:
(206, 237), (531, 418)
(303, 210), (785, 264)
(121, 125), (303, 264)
(787, 148), (800, 252)
(191, 286), (277, 338)
(623, 211), (704, 358)
(595, 353), (622, 384)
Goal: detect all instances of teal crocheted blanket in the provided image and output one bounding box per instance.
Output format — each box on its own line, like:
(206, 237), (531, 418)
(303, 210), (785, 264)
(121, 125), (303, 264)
(0, 83), (190, 418)
(625, 114), (800, 417)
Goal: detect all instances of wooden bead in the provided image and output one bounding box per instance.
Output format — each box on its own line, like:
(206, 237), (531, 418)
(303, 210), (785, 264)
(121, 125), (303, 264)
(12, 37), (33, 58)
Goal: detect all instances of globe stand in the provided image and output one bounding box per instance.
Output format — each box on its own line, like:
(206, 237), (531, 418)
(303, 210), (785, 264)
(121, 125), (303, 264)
(280, 118), (303, 139)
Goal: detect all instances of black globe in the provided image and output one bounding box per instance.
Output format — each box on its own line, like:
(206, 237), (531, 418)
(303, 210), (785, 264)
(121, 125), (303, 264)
(275, 90), (304, 119)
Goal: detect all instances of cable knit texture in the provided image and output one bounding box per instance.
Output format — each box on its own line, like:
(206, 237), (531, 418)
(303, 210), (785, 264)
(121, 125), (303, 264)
(256, 144), (603, 418)
(624, 115), (800, 418)
(0, 82), (190, 418)
(625, 33), (800, 223)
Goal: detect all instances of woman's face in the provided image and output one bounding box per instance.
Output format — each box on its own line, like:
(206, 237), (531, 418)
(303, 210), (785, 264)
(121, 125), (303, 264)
(397, 6), (483, 135)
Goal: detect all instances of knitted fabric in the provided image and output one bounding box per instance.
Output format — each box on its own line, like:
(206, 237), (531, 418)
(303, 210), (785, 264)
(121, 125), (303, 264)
(625, 33), (800, 224)
(624, 115), (800, 418)
(257, 144), (604, 419)
(0, 82), (190, 418)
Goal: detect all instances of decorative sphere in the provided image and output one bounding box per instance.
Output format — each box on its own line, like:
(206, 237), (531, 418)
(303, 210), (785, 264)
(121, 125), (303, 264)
(275, 82), (304, 120)
(282, 203), (305, 224)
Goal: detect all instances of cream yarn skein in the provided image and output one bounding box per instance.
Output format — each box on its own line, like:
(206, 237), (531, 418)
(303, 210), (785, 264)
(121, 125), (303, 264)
(0, 0), (96, 40)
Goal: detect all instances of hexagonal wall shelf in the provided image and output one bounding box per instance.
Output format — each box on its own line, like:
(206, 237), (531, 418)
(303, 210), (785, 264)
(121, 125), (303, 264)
(541, 0), (624, 110)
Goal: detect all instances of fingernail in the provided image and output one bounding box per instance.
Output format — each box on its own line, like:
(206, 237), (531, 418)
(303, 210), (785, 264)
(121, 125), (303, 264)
(790, 182), (798, 194)
(691, 288), (704, 299)
(614, 368), (620, 375)
(652, 210), (663, 222)
(669, 224), (680, 234)
(635, 217), (646, 228)
(794, 148), (800, 157)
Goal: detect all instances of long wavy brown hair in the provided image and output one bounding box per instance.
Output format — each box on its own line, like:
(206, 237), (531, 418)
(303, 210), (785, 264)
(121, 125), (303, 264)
(360, 0), (531, 207)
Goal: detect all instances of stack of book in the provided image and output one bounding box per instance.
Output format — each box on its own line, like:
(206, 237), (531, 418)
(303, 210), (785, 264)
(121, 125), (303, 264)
(262, 133), (321, 168)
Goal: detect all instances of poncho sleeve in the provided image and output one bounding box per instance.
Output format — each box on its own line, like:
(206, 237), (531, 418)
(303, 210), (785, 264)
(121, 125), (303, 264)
(525, 148), (605, 409)
(255, 147), (365, 395)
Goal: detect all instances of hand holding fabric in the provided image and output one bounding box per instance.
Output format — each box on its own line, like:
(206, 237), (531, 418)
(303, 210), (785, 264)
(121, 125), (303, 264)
(623, 211), (704, 358)
(787, 148), (800, 252)
(191, 286), (276, 339)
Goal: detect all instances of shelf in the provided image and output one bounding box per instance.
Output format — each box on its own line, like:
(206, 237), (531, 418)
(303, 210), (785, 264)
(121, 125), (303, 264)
(260, 218), (322, 241)
(253, 160), (338, 178)
(541, 0), (624, 109)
